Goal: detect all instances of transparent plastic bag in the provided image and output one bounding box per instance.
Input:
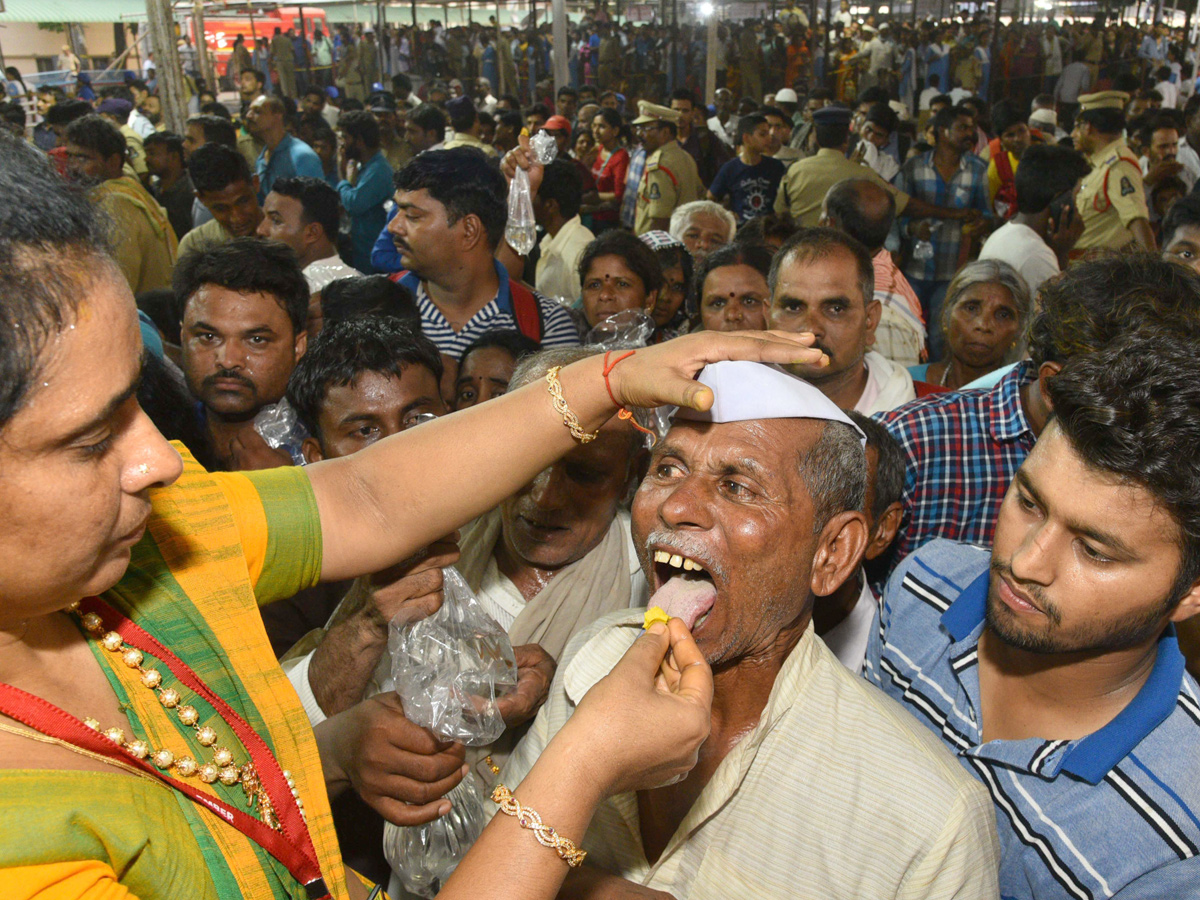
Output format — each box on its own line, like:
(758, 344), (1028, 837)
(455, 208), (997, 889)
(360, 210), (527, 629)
(505, 129), (558, 256)
(585, 310), (669, 444)
(382, 568), (518, 897)
(384, 777), (487, 898)
(252, 399), (309, 465)
(585, 309), (656, 349)
(911, 221), (941, 261)
(387, 567), (517, 744)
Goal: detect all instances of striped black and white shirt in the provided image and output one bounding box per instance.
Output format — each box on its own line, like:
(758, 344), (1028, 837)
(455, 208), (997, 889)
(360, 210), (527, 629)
(394, 260), (581, 361)
(866, 539), (1200, 899)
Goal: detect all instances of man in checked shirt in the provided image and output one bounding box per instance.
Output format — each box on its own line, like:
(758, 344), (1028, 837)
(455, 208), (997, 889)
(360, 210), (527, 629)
(874, 254), (1200, 586)
(894, 102), (992, 360)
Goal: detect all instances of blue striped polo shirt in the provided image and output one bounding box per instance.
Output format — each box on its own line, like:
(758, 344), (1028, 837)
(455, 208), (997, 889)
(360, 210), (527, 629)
(395, 259), (581, 360)
(866, 539), (1200, 899)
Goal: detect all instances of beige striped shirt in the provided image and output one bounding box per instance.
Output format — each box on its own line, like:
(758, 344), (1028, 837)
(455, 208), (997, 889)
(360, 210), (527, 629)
(497, 610), (1000, 899)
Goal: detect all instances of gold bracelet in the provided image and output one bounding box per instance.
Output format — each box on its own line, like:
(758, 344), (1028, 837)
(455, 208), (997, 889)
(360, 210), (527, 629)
(491, 783), (588, 868)
(545, 366), (598, 444)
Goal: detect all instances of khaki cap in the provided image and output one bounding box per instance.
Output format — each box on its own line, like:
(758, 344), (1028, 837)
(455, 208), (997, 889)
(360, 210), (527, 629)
(1077, 91), (1129, 111)
(633, 101), (682, 125)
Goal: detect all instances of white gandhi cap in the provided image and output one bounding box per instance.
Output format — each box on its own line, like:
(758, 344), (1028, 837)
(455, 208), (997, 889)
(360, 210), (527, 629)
(671, 361), (867, 444)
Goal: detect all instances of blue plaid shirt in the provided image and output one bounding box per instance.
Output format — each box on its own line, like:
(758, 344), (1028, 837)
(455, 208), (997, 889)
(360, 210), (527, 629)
(894, 149), (991, 283)
(620, 146), (647, 230)
(867, 539), (1200, 900)
(873, 361), (1036, 581)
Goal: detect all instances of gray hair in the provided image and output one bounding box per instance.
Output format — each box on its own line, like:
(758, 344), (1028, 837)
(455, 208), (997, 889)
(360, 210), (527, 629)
(797, 420), (867, 534)
(510, 346), (604, 391)
(510, 346), (650, 456)
(669, 200), (737, 244)
(939, 259), (1033, 362)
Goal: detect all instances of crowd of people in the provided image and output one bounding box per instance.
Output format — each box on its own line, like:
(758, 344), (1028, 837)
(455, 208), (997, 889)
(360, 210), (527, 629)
(3, 5), (1200, 900)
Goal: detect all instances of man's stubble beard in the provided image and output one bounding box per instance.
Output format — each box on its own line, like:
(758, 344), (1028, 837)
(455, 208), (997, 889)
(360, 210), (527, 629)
(986, 557), (1170, 654)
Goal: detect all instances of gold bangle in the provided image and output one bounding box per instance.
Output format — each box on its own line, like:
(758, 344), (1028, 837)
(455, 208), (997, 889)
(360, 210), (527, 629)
(491, 783), (588, 868)
(545, 366), (598, 444)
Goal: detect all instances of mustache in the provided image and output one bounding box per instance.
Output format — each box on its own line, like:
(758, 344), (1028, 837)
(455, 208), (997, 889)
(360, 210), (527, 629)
(70, 172), (103, 189)
(202, 369), (255, 391)
(989, 557), (1058, 623)
(809, 340), (834, 361)
(513, 505), (570, 530)
(643, 530), (727, 580)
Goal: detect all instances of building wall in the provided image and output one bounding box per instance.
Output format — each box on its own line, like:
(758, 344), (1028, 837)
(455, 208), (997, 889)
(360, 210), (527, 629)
(0, 22), (124, 78)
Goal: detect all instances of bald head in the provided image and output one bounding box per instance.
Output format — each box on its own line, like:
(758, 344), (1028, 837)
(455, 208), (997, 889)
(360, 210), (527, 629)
(820, 178), (895, 253)
(260, 95), (287, 116)
(245, 94), (288, 143)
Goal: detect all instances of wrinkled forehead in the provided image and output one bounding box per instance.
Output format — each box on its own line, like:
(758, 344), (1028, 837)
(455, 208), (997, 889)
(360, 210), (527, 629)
(657, 417), (825, 472)
(523, 418), (642, 486)
(774, 245), (867, 302)
(683, 211), (730, 236)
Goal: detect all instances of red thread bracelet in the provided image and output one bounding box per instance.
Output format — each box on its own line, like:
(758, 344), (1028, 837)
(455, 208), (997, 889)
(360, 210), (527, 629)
(603, 350), (656, 436)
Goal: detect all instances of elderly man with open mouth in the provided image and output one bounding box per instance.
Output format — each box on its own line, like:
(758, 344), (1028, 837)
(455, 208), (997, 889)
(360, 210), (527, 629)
(496, 361), (1000, 900)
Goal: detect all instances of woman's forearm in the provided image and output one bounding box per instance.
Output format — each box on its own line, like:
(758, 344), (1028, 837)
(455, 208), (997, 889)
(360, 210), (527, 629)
(311, 355), (617, 581)
(310, 333), (822, 582)
(437, 727), (602, 900)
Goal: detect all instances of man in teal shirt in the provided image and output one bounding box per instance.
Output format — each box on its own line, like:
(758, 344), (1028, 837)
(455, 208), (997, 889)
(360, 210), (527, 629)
(246, 94), (324, 201)
(336, 110), (394, 272)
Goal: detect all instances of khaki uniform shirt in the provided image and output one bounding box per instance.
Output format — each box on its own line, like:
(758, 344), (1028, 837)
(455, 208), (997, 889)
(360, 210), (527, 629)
(237, 130), (263, 173)
(495, 610), (1001, 900)
(442, 132), (498, 157)
(382, 140), (413, 172)
(177, 217), (233, 260)
(270, 34), (295, 72)
(94, 176), (177, 294)
(774, 147), (908, 226)
(120, 124), (147, 177)
(1075, 138), (1148, 252)
(634, 140), (704, 235)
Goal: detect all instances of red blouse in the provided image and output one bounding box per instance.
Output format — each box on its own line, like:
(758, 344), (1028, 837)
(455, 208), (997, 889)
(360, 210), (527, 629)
(592, 146), (630, 223)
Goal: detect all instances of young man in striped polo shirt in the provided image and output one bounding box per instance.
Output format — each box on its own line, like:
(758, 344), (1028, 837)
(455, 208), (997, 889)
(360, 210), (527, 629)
(384, 148), (580, 394)
(867, 321), (1200, 898)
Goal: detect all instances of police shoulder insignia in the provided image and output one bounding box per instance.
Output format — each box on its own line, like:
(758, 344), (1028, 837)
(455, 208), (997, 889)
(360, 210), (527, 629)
(648, 182), (661, 200)
(1120, 176), (1135, 196)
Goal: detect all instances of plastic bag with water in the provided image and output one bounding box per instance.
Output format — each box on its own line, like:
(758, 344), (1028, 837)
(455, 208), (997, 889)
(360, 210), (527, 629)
(505, 130), (558, 256)
(382, 568), (518, 897)
(583, 310), (669, 444)
(911, 221), (941, 261)
(252, 399), (309, 465)
(585, 309), (656, 349)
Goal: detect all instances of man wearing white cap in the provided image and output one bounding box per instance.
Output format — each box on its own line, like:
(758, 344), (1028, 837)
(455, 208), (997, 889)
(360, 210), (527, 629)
(768, 227), (916, 416)
(1028, 98), (1067, 142)
(497, 359), (1000, 900)
(855, 24), (897, 95)
(772, 87), (801, 119)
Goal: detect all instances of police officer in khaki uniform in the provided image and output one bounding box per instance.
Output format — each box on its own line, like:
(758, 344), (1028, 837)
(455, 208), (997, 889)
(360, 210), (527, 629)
(633, 102), (704, 235)
(1072, 90), (1155, 252)
(775, 106), (910, 226)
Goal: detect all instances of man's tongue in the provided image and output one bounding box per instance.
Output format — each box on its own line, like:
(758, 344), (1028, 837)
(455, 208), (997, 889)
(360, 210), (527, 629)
(649, 575), (717, 631)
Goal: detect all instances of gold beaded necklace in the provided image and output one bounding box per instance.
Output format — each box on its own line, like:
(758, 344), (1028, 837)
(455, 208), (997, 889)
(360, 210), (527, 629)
(74, 608), (304, 829)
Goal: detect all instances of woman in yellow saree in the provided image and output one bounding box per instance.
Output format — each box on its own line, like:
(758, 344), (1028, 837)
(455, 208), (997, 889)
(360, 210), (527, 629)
(0, 134), (820, 899)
